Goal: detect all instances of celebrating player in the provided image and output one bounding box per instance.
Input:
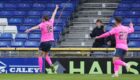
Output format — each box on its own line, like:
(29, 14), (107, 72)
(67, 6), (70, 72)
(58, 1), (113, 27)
(95, 17), (134, 77)
(25, 5), (59, 73)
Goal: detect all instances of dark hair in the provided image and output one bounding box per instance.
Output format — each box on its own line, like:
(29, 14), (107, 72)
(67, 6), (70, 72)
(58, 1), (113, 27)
(96, 19), (102, 23)
(114, 17), (122, 23)
(42, 15), (49, 21)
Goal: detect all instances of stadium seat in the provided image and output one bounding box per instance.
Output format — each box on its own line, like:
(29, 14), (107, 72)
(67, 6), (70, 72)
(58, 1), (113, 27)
(129, 34), (140, 39)
(0, 33), (13, 40)
(0, 41), (10, 47)
(28, 11), (42, 16)
(4, 26), (18, 35)
(60, 3), (75, 11)
(114, 11), (127, 16)
(4, 3), (17, 10)
(11, 41), (24, 47)
(28, 33), (41, 40)
(18, 26), (31, 32)
(17, 3), (31, 9)
(24, 41), (39, 47)
(128, 41), (140, 47)
(54, 26), (63, 32)
(13, 11), (26, 16)
(15, 33), (28, 41)
(32, 3), (46, 10)
(46, 4), (56, 11)
(0, 18), (8, 26)
(24, 18), (41, 24)
(135, 26), (140, 31)
(0, 26), (4, 33)
(0, 3), (4, 9)
(0, 11), (13, 16)
(8, 18), (23, 24)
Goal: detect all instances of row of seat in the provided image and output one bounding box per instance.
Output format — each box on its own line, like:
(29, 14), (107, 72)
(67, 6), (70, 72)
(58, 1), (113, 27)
(0, 11), (72, 17)
(0, 40), (40, 47)
(0, 3), (76, 11)
(8, 18), (67, 25)
(114, 11), (140, 16)
(0, 40), (139, 48)
(0, 0), (79, 3)
(0, 33), (60, 41)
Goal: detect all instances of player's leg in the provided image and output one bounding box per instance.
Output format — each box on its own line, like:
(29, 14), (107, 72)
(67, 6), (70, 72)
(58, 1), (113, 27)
(38, 51), (45, 72)
(38, 42), (45, 73)
(43, 41), (55, 72)
(45, 52), (55, 72)
(112, 56), (120, 77)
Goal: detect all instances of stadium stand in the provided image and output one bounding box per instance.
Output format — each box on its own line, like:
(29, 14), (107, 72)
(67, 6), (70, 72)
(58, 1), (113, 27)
(60, 0), (120, 47)
(0, 0), (79, 47)
(0, 0), (139, 48)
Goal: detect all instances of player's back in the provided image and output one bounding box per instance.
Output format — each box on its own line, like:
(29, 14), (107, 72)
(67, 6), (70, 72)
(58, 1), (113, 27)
(113, 25), (131, 50)
(39, 19), (54, 42)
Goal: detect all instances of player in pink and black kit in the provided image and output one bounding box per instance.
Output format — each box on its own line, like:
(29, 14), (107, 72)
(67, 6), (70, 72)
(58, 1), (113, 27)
(95, 17), (134, 77)
(25, 5), (59, 73)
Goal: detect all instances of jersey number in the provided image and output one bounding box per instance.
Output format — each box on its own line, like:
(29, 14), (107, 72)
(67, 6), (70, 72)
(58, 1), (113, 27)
(47, 26), (53, 33)
(119, 32), (127, 40)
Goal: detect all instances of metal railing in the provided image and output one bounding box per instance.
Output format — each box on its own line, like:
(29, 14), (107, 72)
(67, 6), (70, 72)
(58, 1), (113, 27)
(0, 48), (140, 58)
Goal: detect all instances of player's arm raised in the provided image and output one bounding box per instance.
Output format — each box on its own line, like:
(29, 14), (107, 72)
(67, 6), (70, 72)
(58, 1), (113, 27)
(25, 26), (39, 33)
(128, 21), (134, 33)
(51, 5), (59, 20)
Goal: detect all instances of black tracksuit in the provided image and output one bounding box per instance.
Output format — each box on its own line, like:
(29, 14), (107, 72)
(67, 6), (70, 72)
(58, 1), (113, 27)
(90, 26), (105, 47)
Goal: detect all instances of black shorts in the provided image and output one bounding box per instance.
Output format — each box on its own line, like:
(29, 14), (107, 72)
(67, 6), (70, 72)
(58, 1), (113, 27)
(39, 41), (54, 52)
(114, 48), (127, 60)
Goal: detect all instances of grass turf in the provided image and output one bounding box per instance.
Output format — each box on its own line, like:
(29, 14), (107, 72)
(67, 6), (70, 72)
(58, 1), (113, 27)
(0, 74), (139, 80)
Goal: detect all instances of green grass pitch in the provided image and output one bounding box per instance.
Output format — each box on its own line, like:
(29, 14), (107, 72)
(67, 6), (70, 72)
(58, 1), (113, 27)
(0, 74), (140, 80)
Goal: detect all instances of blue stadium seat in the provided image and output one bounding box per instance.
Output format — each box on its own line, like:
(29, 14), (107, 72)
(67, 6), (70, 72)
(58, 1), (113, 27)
(118, 3), (131, 8)
(8, 18), (23, 24)
(11, 41), (24, 47)
(32, 3), (46, 10)
(24, 41), (39, 47)
(14, 11), (26, 16)
(60, 3), (75, 11)
(28, 33), (41, 40)
(123, 18), (132, 24)
(24, 18), (41, 24)
(54, 26), (63, 32)
(56, 11), (72, 17)
(135, 26), (140, 31)
(54, 32), (60, 41)
(129, 34), (140, 39)
(15, 33), (28, 41)
(0, 41), (10, 47)
(0, 33), (13, 40)
(128, 41), (140, 47)
(0, 3), (4, 9)
(4, 3), (17, 10)
(127, 11), (140, 17)
(17, 3), (31, 9)
(0, 11), (13, 16)
(28, 11), (41, 16)
(132, 3), (140, 8)
(114, 11), (127, 16)
(18, 26), (32, 32)
(54, 19), (66, 26)
(42, 11), (52, 16)
(46, 4), (56, 10)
